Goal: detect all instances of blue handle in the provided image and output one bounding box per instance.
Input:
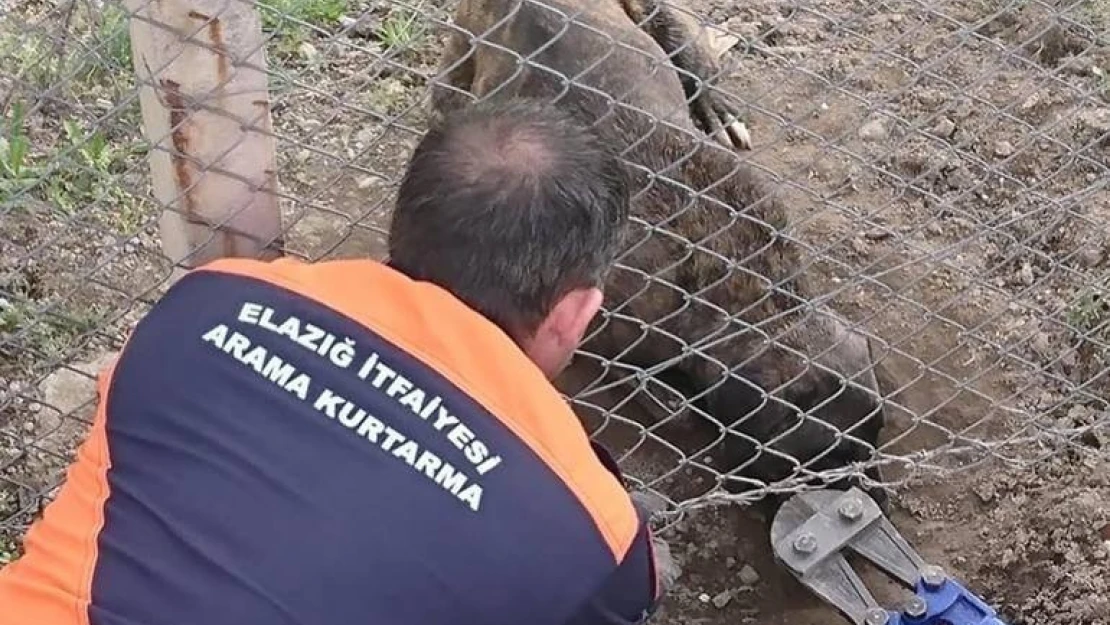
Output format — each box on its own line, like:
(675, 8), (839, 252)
(886, 577), (1008, 625)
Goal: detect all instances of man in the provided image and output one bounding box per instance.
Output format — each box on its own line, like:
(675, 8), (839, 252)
(0, 97), (673, 625)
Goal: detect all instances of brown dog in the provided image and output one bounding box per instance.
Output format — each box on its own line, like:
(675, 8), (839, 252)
(429, 0), (890, 510)
(431, 0), (751, 150)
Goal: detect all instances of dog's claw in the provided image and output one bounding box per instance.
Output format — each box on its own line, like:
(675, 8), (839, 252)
(719, 119), (751, 151)
(692, 88), (751, 151)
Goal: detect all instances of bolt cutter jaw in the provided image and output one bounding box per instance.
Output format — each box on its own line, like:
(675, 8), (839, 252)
(769, 487), (1010, 625)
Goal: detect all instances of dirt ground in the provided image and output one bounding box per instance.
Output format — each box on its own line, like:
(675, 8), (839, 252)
(2, 0), (1109, 623)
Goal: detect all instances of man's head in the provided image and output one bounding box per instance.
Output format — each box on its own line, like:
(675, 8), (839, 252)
(389, 98), (630, 379)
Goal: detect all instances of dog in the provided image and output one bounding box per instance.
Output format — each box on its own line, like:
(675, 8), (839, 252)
(429, 0), (891, 511)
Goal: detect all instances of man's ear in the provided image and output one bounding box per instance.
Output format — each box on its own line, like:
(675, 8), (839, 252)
(543, 286), (604, 350)
(522, 286), (604, 378)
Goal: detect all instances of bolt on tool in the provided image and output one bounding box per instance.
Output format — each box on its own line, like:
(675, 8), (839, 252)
(770, 487), (1009, 625)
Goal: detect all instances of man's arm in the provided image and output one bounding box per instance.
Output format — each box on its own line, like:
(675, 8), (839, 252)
(562, 442), (678, 624)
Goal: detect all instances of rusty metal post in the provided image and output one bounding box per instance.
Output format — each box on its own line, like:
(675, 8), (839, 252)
(123, 0), (285, 280)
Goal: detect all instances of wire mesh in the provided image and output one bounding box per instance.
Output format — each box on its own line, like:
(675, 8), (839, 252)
(1, 0), (1108, 621)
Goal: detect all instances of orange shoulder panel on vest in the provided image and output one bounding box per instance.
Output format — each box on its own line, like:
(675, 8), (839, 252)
(198, 257), (639, 560)
(0, 357), (118, 625)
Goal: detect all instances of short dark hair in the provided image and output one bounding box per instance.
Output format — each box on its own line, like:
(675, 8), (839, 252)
(388, 98), (630, 341)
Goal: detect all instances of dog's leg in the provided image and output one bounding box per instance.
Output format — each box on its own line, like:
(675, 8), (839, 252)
(618, 0), (751, 150)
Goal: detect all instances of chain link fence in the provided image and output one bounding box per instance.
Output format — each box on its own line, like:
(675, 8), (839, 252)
(1, 0), (1108, 621)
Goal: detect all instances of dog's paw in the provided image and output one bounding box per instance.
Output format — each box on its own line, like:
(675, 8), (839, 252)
(692, 92), (752, 151)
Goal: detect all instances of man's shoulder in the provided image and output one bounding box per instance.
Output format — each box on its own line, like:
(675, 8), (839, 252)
(144, 256), (643, 558)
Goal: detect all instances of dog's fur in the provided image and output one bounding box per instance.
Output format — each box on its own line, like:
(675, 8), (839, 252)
(430, 0), (890, 508)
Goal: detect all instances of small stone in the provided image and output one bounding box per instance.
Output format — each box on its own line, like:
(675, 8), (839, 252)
(1079, 248), (1103, 268)
(859, 119), (888, 142)
(1078, 108), (1110, 133)
(338, 13), (383, 38)
(1017, 262), (1034, 286)
(1029, 332), (1052, 357)
(993, 140), (1015, 158)
(932, 118), (956, 139)
(1058, 348), (1078, 370)
(297, 42), (319, 61)
(725, 556), (737, 569)
(711, 590), (733, 608)
(22, 421), (34, 433)
(355, 127), (377, 146)
(698, 593), (711, 603)
(739, 564), (761, 585)
(974, 482), (995, 503)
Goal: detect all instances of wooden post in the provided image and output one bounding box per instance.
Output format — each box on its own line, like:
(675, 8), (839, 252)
(123, 0), (284, 280)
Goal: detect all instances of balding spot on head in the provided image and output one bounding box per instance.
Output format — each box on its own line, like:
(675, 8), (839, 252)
(448, 118), (558, 186)
(389, 97), (631, 341)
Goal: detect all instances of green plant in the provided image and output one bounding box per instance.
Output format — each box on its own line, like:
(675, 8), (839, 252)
(260, 0), (347, 57)
(100, 5), (134, 71)
(1067, 287), (1110, 337)
(73, 4), (134, 82)
(40, 119), (136, 216)
(0, 102), (36, 202)
(0, 31), (62, 89)
(376, 8), (427, 52)
(0, 105), (148, 232)
(0, 294), (104, 367)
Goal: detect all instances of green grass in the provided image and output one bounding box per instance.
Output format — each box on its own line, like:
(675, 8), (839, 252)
(1066, 287), (1110, 336)
(72, 5), (135, 83)
(0, 3), (135, 95)
(1077, 0), (1110, 33)
(0, 103), (36, 201)
(1064, 284), (1110, 395)
(259, 0), (348, 59)
(0, 102), (149, 232)
(0, 29), (64, 89)
(0, 283), (105, 371)
(376, 7), (428, 53)
(0, 1), (151, 233)
(262, 0), (347, 32)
